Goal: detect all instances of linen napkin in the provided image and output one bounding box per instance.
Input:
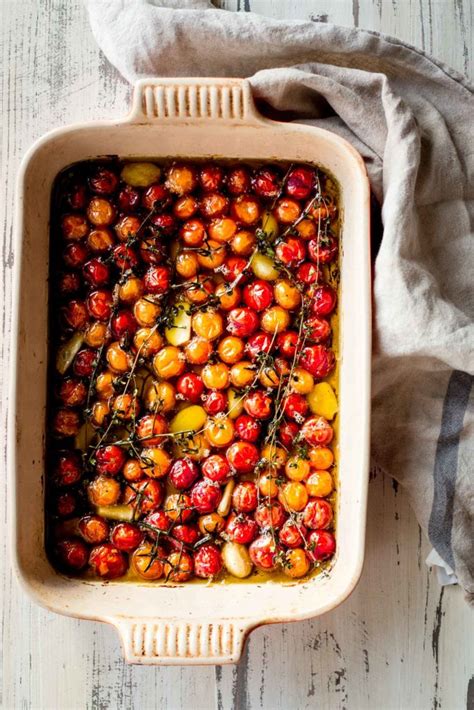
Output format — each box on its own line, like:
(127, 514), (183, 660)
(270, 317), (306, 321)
(86, 0), (474, 602)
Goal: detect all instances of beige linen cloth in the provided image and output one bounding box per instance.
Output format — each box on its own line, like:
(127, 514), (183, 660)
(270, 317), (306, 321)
(86, 0), (474, 601)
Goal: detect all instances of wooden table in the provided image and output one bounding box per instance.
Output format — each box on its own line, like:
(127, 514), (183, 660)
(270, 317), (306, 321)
(1, 2), (473, 708)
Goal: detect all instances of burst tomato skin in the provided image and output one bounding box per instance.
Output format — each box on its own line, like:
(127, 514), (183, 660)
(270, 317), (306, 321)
(249, 535), (278, 571)
(302, 499), (334, 530)
(112, 310), (137, 339)
(118, 184), (141, 211)
(203, 391), (227, 415)
(53, 450), (82, 487)
(282, 393), (309, 422)
(194, 544), (223, 578)
(299, 344), (335, 378)
(226, 442), (260, 474)
(73, 349), (97, 377)
(286, 166), (316, 200)
(95, 445), (126, 476)
(310, 285), (337, 317)
(232, 481), (258, 513)
(278, 421), (299, 448)
(83, 258), (111, 287)
(252, 166), (281, 198)
(169, 458), (199, 490)
(201, 454), (232, 483)
(191, 480), (222, 514)
(254, 501), (286, 530)
(301, 415), (334, 446)
(171, 524), (200, 546)
(275, 237), (306, 267)
(279, 521), (305, 548)
(111, 523), (144, 551)
(225, 512), (258, 544)
(144, 510), (171, 537)
(144, 265), (171, 294)
(276, 330), (299, 358)
(89, 167), (119, 195)
(227, 307), (259, 338)
(308, 235), (338, 264)
(243, 390), (272, 420)
(246, 331), (273, 360)
(243, 280), (274, 311)
(306, 530), (336, 560)
(306, 316), (331, 343)
(234, 414), (261, 442)
(89, 543), (128, 579)
(176, 373), (204, 403)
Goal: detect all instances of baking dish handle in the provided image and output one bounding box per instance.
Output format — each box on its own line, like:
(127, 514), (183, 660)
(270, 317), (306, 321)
(111, 617), (251, 665)
(129, 77), (262, 124)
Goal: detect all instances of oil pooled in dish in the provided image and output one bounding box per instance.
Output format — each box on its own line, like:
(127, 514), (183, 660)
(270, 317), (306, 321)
(47, 159), (340, 584)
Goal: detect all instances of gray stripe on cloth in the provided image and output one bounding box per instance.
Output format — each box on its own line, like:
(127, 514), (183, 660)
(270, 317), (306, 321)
(429, 370), (474, 570)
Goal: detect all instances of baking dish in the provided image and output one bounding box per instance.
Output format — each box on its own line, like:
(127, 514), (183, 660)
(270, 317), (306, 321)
(10, 78), (371, 665)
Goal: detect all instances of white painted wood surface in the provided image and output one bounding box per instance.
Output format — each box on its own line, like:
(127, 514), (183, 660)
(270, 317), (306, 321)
(1, 1), (473, 709)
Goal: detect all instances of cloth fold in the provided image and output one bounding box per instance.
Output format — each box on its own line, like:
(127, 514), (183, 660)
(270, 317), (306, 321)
(86, 0), (474, 601)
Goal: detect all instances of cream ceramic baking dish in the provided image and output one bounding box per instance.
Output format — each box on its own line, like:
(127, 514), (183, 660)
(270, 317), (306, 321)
(10, 78), (371, 665)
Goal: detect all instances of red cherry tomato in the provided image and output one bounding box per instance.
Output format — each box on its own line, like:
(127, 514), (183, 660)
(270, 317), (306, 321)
(113, 244), (139, 270)
(191, 480), (222, 514)
(246, 331), (273, 360)
(144, 265), (171, 294)
(227, 307), (259, 338)
(306, 530), (336, 560)
(310, 284), (337, 317)
(144, 510), (171, 537)
(63, 242), (89, 268)
(278, 421), (299, 448)
(279, 520), (305, 548)
(149, 212), (176, 236)
(95, 445), (126, 476)
(125, 479), (164, 514)
(226, 512), (258, 544)
(135, 414), (168, 445)
(194, 544), (223, 578)
(296, 262), (320, 285)
(53, 450), (82, 487)
(111, 523), (144, 551)
(243, 279), (274, 311)
(305, 316), (331, 343)
(221, 256), (249, 283)
(199, 164), (225, 192)
(301, 416), (334, 446)
(86, 289), (113, 321)
(203, 390), (227, 415)
(142, 184), (171, 211)
(73, 349), (98, 377)
(243, 390), (272, 420)
(62, 300), (88, 330)
(83, 258), (111, 286)
(176, 372), (204, 403)
(254, 501), (287, 530)
(252, 166), (281, 198)
(299, 344), (335, 378)
(276, 330), (299, 359)
(202, 454), (232, 483)
(249, 535), (278, 571)
(117, 184), (141, 211)
(232, 481), (258, 513)
(226, 441), (260, 474)
(308, 235), (338, 264)
(169, 458), (199, 490)
(112, 310), (137, 339)
(55, 538), (89, 571)
(89, 543), (127, 579)
(227, 166), (251, 195)
(55, 491), (77, 517)
(302, 499), (334, 530)
(275, 237), (306, 267)
(171, 524), (200, 547)
(282, 393), (308, 422)
(285, 166), (316, 200)
(89, 167), (119, 195)
(235, 414), (261, 442)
